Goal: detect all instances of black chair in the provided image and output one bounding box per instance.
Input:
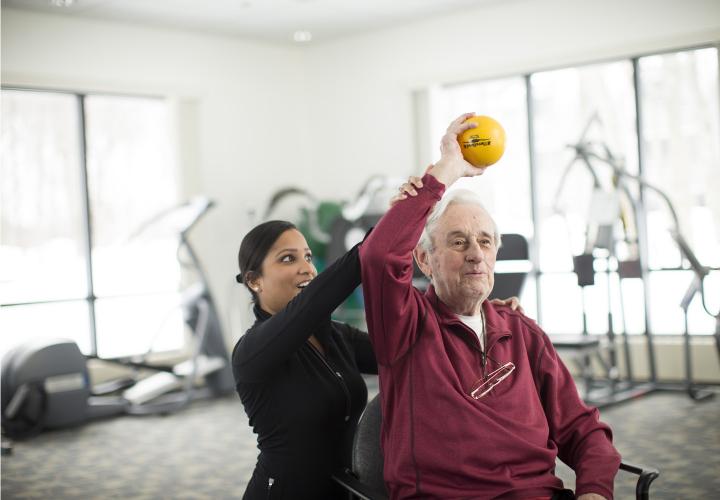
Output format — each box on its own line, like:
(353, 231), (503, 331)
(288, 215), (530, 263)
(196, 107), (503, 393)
(334, 394), (659, 500)
(488, 233), (531, 301)
(332, 394), (388, 500)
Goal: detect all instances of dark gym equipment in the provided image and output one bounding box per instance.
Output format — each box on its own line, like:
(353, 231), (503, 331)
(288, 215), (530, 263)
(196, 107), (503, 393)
(262, 187), (336, 256)
(2, 339), (100, 439)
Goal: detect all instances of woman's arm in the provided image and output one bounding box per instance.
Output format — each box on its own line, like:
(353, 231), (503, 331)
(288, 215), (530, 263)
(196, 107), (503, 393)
(344, 325), (378, 375)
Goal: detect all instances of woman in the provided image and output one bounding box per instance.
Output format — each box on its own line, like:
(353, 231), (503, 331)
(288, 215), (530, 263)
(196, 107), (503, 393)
(232, 180), (522, 499)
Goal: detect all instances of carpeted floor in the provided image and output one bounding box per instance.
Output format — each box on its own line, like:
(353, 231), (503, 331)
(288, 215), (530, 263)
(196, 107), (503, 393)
(2, 379), (718, 499)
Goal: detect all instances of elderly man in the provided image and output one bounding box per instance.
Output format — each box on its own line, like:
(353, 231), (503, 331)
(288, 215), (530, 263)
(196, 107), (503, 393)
(360, 113), (620, 500)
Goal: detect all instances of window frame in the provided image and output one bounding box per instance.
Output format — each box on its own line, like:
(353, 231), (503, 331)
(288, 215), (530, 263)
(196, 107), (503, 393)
(1, 85), (175, 357)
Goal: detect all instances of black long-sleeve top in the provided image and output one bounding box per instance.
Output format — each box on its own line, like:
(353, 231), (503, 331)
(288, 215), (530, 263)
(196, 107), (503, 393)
(232, 244), (377, 500)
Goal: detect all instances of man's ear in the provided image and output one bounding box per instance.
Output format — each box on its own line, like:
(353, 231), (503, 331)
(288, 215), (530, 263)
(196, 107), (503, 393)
(413, 245), (432, 280)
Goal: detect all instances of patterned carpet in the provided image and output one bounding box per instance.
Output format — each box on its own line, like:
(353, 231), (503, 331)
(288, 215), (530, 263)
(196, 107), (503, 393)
(2, 379), (718, 499)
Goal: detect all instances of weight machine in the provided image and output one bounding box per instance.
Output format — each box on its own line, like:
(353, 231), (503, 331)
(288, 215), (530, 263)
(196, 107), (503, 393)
(553, 115), (719, 406)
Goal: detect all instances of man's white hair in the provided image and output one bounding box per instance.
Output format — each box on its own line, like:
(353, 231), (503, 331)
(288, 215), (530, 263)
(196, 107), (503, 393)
(418, 189), (501, 253)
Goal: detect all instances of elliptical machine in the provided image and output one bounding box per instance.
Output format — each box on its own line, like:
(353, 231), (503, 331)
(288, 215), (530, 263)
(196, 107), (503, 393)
(1, 197), (235, 441)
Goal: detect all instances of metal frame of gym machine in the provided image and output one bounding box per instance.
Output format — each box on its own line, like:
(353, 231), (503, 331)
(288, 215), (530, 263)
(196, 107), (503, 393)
(87, 196), (235, 416)
(554, 117), (720, 408)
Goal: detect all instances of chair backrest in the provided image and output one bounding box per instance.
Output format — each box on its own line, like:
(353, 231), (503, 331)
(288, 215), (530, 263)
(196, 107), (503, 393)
(488, 233), (531, 300)
(352, 394), (388, 497)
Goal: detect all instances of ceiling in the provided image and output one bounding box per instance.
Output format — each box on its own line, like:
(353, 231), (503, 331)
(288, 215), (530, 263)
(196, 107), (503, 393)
(2, 0), (501, 45)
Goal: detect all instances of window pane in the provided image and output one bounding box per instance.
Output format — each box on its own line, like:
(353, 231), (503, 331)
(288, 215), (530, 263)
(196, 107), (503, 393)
(531, 61), (638, 273)
(539, 273), (583, 334)
(430, 77), (532, 237)
(518, 274), (538, 321)
(582, 271), (645, 336)
(85, 95), (181, 297)
(638, 47), (720, 269)
(84, 96), (184, 355)
(95, 294), (185, 358)
(647, 270), (718, 335)
(542, 271), (650, 336)
(618, 277), (647, 335)
(0, 302), (91, 357)
(689, 270), (719, 334)
(0, 90), (87, 304)
(580, 272), (612, 335)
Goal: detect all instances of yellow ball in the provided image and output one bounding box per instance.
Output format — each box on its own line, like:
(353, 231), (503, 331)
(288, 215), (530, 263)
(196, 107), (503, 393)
(457, 115), (506, 167)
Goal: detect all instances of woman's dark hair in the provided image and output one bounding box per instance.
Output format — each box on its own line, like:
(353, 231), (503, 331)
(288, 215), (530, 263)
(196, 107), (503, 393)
(237, 220), (297, 303)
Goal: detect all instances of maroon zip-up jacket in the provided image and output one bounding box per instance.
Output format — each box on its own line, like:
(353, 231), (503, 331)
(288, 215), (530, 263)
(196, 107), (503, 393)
(359, 173), (620, 499)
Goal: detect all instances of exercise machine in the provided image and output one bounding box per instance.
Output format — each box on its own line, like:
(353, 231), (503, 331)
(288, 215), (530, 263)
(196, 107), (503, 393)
(95, 196), (235, 412)
(552, 115), (719, 406)
(1, 197), (234, 440)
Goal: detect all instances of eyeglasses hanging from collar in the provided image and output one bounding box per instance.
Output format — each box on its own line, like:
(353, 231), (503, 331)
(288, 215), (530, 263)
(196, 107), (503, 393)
(470, 361), (516, 399)
(469, 309), (515, 400)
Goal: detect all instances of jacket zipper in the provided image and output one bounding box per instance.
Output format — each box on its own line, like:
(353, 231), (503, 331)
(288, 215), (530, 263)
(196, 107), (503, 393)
(461, 324), (509, 381)
(457, 318), (491, 380)
(267, 477), (274, 499)
(481, 311), (488, 380)
(481, 348), (487, 380)
(307, 342), (352, 422)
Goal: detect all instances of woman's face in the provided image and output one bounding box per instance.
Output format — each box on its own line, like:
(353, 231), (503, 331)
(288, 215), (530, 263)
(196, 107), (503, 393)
(250, 228), (317, 315)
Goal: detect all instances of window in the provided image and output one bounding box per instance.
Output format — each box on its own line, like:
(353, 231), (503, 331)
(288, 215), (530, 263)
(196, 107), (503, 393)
(1, 91), (87, 305)
(531, 60), (638, 335)
(426, 46), (720, 336)
(638, 47), (720, 334)
(1, 89), (182, 357)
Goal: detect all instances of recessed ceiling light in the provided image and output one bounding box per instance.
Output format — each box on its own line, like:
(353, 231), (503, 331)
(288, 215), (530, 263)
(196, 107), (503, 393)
(293, 31), (312, 43)
(50, 0), (75, 7)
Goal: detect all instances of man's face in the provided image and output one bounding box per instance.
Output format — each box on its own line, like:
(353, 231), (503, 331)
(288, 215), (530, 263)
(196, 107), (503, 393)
(414, 203), (498, 315)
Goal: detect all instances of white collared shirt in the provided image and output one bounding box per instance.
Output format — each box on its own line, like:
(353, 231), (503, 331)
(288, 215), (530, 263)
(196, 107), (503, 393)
(457, 312), (485, 351)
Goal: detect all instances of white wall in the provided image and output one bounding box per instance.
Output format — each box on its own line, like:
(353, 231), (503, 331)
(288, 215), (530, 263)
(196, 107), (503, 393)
(301, 0), (720, 189)
(3, 0), (720, 359)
